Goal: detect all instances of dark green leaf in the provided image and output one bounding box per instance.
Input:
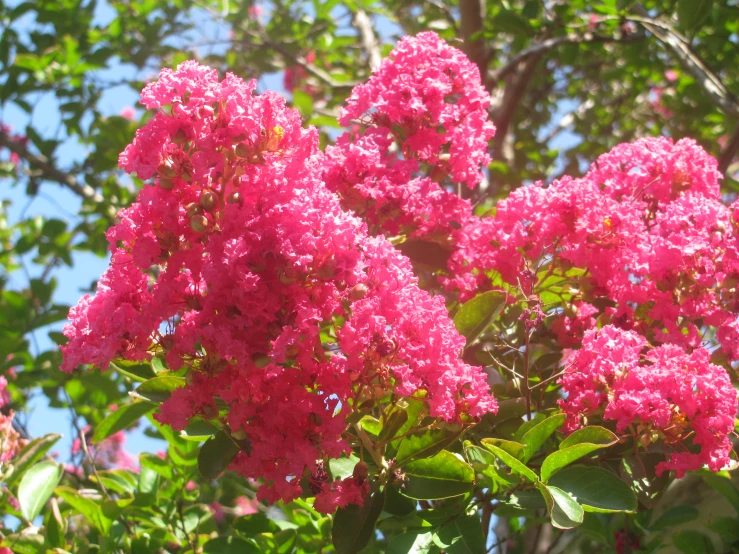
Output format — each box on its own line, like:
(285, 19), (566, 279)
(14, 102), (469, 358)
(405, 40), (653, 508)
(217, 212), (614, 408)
(402, 451), (475, 500)
(453, 291), (507, 344)
(198, 430), (239, 480)
(672, 529), (715, 554)
(547, 466), (637, 513)
(434, 515), (485, 553)
(650, 506), (699, 531)
(332, 486), (386, 554)
(396, 427), (460, 466)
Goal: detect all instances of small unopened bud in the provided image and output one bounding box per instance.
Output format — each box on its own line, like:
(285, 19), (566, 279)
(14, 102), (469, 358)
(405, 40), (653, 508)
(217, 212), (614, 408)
(200, 191), (217, 211)
(202, 405), (218, 419)
(350, 283), (369, 301)
(309, 412), (323, 426)
(252, 353), (271, 368)
(159, 177), (175, 190)
(286, 344), (301, 359)
(234, 143), (251, 158)
(353, 461), (369, 480)
(180, 168), (193, 182)
(158, 160), (178, 178)
(227, 192), (242, 205)
(190, 215), (209, 232)
(185, 203), (202, 217)
(173, 128), (188, 145)
(279, 267), (298, 285)
(231, 428), (248, 440)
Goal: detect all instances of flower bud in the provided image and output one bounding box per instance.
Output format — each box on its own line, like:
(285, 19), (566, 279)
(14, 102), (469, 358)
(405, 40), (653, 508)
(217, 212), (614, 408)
(234, 143), (251, 158)
(159, 177), (175, 190)
(227, 192), (242, 205)
(158, 159), (178, 178)
(186, 203), (202, 217)
(190, 215), (209, 232)
(350, 283), (369, 301)
(252, 353), (272, 368)
(353, 461), (369, 480)
(231, 428), (248, 440)
(200, 191), (217, 211)
(173, 128), (188, 145)
(202, 405), (218, 419)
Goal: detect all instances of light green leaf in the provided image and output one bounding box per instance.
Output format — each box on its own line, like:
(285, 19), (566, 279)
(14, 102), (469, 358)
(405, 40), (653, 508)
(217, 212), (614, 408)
(480, 440), (538, 482)
(134, 375), (185, 403)
(519, 413), (566, 462)
(18, 461), (62, 521)
(453, 291), (507, 345)
(92, 401), (156, 444)
(55, 486), (112, 533)
(396, 427), (460, 466)
(198, 430), (239, 480)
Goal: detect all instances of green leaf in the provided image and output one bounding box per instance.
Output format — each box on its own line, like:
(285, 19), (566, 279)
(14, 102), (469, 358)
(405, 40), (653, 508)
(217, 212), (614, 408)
(134, 375), (186, 403)
(180, 418), (218, 441)
(55, 487), (112, 533)
(292, 89), (314, 118)
(18, 461), (62, 521)
(5, 433), (61, 487)
(677, 0), (712, 30)
(650, 506), (699, 531)
(0, 533), (44, 554)
(378, 409), (409, 443)
(198, 430), (239, 480)
(672, 529), (715, 554)
(434, 515), (485, 553)
(541, 484), (584, 529)
(111, 360), (156, 382)
(480, 440), (538, 482)
(540, 426), (619, 481)
(387, 531), (434, 553)
(332, 486), (386, 554)
(234, 512), (280, 536)
(384, 484), (417, 517)
(329, 453), (360, 480)
(203, 536), (260, 554)
(92, 401), (156, 444)
(547, 466), (637, 513)
(453, 291), (506, 344)
(480, 438), (526, 461)
(519, 413), (566, 462)
(140, 452), (174, 479)
(541, 444), (609, 482)
(701, 472), (739, 514)
(396, 427), (459, 466)
(559, 426), (618, 449)
(402, 451), (475, 500)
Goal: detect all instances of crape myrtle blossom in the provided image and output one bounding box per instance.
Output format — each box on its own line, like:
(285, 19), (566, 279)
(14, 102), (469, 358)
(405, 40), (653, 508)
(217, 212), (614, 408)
(324, 32), (497, 300)
(60, 59), (496, 510)
(489, 137), (739, 361)
(559, 326), (737, 478)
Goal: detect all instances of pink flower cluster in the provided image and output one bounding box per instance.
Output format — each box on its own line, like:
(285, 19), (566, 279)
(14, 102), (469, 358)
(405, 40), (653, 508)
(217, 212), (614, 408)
(61, 60), (495, 509)
(0, 411), (22, 465)
(559, 326), (737, 477)
(324, 32), (497, 298)
(71, 426), (137, 471)
(490, 137), (739, 360)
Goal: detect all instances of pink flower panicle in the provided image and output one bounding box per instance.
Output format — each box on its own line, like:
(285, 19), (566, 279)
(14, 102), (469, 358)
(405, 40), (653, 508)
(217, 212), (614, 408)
(61, 59), (496, 509)
(325, 32), (497, 299)
(559, 326), (737, 478)
(490, 138), (739, 361)
(0, 410), (23, 464)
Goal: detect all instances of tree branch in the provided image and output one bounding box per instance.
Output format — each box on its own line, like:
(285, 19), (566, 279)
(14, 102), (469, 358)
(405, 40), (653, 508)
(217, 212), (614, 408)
(0, 132), (104, 205)
(352, 9), (382, 72)
(719, 124), (739, 175)
(460, 0), (489, 83)
(628, 8), (739, 118)
(488, 30), (646, 84)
